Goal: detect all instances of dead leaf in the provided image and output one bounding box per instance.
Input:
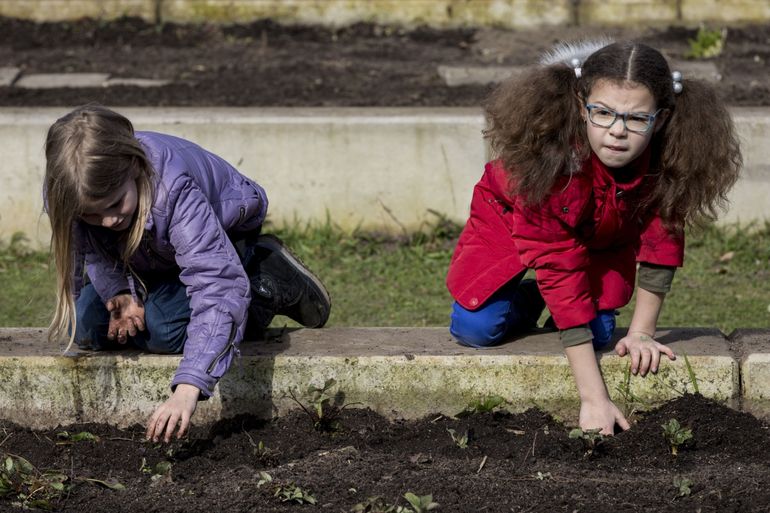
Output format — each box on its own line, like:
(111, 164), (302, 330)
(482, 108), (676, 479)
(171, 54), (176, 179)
(719, 251), (735, 262)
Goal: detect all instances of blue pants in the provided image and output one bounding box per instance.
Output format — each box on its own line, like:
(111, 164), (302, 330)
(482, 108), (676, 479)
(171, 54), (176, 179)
(74, 280), (191, 353)
(450, 281), (616, 350)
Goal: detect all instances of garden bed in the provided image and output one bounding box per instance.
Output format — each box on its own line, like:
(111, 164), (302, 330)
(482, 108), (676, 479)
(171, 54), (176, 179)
(2, 394), (769, 512)
(0, 17), (768, 107)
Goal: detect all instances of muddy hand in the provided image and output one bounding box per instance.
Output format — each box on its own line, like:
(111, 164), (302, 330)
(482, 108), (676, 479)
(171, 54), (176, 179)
(106, 293), (146, 344)
(146, 384), (200, 443)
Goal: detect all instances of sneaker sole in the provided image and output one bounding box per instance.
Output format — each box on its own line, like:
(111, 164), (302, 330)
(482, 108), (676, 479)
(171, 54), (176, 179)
(254, 234), (332, 328)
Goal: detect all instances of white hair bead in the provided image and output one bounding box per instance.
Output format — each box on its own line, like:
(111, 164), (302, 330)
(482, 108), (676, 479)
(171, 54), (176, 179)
(574, 67), (582, 78)
(673, 81), (683, 94)
(570, 57), (581, 68)
(672, 70), (682, 82)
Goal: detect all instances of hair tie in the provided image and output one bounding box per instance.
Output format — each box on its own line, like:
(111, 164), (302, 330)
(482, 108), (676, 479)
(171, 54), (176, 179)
(571, 58), (582, 78)
(672, 70), (683, 94)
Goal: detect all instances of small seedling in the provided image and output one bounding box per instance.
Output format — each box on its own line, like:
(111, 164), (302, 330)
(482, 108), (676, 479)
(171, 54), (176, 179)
(662, 419), (693, 456)
(459, 395), (506, 416)
(56, 430), (100, 443)
(140, 457), (173, 481)
(350, 496), (400, 512)
(673, 476), (693, 497)
(686, 25), (726, 59)
(568, 428), (605, 457)
(446, 428), (469, 449)
(535, 471), (552, 481)
(288, 378), (358, 432)
(0, 453), (69, 510)
(274, 483), (317, 504)
(256, 471), (272, 488)
(403, 492), (439, 512)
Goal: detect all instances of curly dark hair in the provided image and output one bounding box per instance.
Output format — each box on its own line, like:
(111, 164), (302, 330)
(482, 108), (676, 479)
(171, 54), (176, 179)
(484, 41), (742, 230)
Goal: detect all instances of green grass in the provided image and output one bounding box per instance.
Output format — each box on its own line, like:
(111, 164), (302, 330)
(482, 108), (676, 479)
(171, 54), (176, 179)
(2, 222), (769, 333)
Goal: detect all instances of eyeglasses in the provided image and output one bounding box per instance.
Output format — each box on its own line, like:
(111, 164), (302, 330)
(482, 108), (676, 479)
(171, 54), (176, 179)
(585, 104), (663, 134)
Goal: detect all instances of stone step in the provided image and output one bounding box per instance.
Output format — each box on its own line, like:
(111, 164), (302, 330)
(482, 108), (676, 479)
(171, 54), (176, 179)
(2, 326), (766, 429)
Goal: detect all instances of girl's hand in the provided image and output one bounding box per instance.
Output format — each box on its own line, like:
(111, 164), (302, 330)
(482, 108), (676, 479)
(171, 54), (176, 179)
(146, 384), (200, 443)
(580, 397), (631, 435)
(615, 331), (676, 376)
(106, 293), (145, 344)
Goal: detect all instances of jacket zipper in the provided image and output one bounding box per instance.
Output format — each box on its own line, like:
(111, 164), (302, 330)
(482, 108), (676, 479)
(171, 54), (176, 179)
(206, 323), (238, 374)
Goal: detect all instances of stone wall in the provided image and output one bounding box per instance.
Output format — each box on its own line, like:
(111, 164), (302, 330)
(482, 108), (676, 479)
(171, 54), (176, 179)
(0, 0), (768, 27)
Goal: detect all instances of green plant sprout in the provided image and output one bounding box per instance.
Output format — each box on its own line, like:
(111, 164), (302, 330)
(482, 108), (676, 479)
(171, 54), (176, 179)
(686, 25), (726, 59)
(56, 430), (100, 443)
(672, 476), (693, 497)
(615, 360), (648, 417)
(446, 428), (469, 449)
(662, 419), (693, 456)
(683, 353), (700, 394)
(350, 496), (400, 512)
(568, 428), (605, 457)
(256, 471), (273, 488)
(403, 492), (439, 512)
(288, 378), (358, 432)
(140, 457), (173, 481)
(274, 483), (317, 504)
(0, 453), (68, 510)
(458, 395), (506, 416)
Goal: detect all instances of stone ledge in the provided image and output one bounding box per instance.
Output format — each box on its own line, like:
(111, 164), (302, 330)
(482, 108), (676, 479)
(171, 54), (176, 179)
(0, 326), (754, 429)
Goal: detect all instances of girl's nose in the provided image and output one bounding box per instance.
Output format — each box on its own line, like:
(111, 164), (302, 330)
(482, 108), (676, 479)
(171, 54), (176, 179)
(609, 119), (628, 137)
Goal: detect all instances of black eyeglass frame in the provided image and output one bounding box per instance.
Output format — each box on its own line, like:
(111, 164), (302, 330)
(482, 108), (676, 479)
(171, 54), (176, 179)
(585, 103), (664, 134)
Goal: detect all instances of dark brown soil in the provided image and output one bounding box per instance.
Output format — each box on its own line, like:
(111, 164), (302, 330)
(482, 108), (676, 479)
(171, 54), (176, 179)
(0, 17), (768, 107)
(2, 394), (770, 512)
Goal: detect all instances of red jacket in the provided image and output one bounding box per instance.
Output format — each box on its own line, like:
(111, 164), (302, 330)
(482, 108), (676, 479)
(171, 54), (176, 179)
(446, 152), (684, 329)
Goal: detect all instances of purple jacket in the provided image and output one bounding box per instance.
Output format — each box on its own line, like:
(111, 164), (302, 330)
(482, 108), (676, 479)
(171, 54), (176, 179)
(73, 131), (268, 397)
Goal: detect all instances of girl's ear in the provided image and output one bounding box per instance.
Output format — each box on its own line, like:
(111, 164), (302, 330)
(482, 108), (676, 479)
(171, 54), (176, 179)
(653, 109), (671, 133)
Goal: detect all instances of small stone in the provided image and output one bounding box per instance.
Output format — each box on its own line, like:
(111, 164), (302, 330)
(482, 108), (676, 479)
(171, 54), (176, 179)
(0, 67), (21, 87)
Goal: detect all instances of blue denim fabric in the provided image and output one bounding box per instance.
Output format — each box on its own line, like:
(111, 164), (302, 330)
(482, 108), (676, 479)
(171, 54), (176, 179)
(589, 309), (618, 350)
(450, 279), (540, 348)
(74, 280), (191, 354)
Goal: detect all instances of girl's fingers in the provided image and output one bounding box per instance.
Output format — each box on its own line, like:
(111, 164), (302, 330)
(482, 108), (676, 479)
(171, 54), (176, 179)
(127, 320), (137, 337)
(639, 348), (652, 376)
(133, 315), (145, 332)
(164, 414), (180, 443)
(630, 347), (641, 374)
(651, 349), (662, 373)
(616, 413), (631, 431)
(657, 343), (676, 361)
(178, 413), (191, 440)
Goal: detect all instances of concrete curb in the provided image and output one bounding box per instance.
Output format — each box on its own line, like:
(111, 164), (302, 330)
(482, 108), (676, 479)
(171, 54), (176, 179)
(2, 326), (765, 429)
(2, 107), (769, 248)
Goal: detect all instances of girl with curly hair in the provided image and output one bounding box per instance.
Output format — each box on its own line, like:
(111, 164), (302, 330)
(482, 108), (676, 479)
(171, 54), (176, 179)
(446, 41), (742, 434)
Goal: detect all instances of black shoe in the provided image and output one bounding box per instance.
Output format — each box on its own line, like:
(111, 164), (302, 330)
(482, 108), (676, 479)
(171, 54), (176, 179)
(245, 234), (331, 329)
(513, 279), (546, 329)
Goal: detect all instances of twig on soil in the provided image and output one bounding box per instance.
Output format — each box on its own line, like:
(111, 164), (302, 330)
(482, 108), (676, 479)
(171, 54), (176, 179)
(0, 432), (12, 447)
(519, 431), (538, 468)
(430, 415), (443, 423)
(476, 455), (488, 473)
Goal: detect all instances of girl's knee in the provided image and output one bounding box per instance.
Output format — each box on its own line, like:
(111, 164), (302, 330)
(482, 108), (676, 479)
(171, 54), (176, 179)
(143, 303), (187, 354)
(74, 285), (110, 349)
(590, 310), (617, 350)
(450, 304), (507, 348)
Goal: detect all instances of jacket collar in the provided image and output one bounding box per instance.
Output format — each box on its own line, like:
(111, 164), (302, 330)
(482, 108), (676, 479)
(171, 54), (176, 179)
(588, 144), (652, 192)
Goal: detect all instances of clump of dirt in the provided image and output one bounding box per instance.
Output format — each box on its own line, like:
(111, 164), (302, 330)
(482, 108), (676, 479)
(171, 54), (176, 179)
(2, 394), (769, 512)
(0, 16), (767, 107)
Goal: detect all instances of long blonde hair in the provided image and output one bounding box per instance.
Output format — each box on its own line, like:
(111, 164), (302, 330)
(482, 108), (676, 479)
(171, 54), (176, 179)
(44, 105), (155, 346)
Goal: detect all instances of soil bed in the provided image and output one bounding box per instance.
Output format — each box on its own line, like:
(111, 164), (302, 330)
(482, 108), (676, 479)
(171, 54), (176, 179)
(2, 394), (769, 512)
(0, 17), (768, 107)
